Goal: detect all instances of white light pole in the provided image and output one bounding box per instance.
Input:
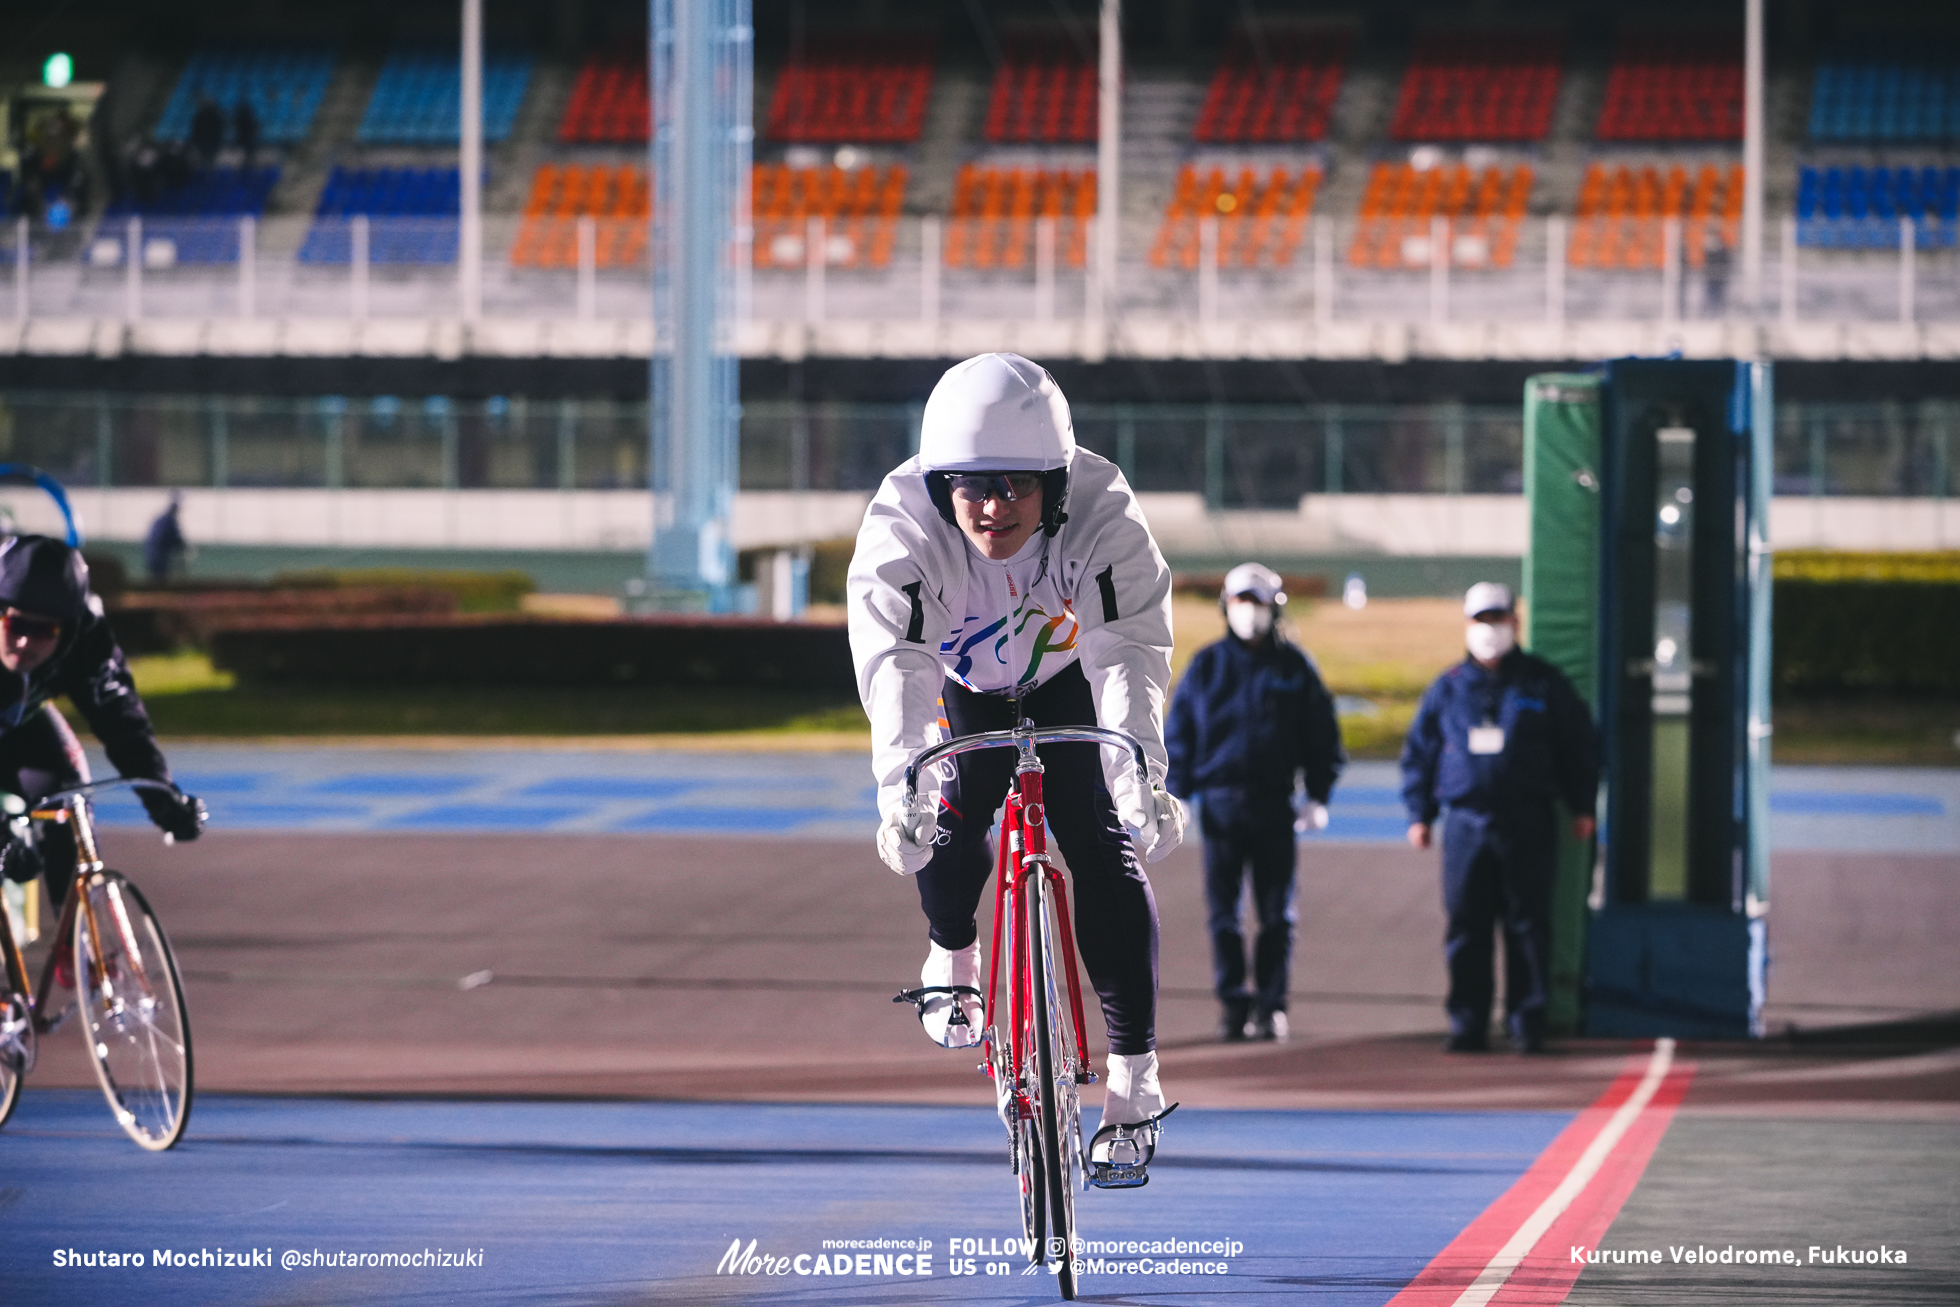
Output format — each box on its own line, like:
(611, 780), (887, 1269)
(1741, 0), (1764, 315)
(460, 0), (484, 321)
(1094, 0), (1121, 327)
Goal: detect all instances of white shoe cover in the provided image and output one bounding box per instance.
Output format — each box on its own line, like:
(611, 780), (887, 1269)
(919, 941), (984, 1049)
(1093, 1051), (1166, 1162)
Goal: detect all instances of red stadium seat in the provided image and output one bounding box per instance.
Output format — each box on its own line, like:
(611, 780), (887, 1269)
(1389, 32), (1564, 142)
(1193, 30), (1351, 144)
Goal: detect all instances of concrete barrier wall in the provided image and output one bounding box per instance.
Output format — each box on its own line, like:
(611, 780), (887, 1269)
(2, 487), (1953, 558)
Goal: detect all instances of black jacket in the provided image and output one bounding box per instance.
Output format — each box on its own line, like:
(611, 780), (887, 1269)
(1400, 650), (1596, 822)
(1165, 633), (1344, 804)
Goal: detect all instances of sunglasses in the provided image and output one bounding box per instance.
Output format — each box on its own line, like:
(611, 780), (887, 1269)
(2, 611), (61, 641)
(946, 472), (1042, 504)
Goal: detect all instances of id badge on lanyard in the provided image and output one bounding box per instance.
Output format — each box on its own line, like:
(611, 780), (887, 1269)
(1468, 721), (1505, 755)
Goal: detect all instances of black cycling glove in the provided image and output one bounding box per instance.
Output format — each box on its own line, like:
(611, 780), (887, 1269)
(140, 789), (207, 842)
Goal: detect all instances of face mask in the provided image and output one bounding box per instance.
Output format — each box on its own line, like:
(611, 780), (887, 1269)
(1226, 601), (1273, 642)
(1466, 620), (1516, 663)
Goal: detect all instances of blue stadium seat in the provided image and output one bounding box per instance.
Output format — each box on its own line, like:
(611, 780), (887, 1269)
(356, 47), (533, 145)
(1807, 47), (1959, 142)
(96, 167), (280, 264)
(155, 47), (336, 146)
(298, 166), (469, 264)
(1797, 165), (1960, 249)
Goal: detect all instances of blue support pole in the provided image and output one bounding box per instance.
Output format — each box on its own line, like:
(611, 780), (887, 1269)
(649, 0), (751, 609)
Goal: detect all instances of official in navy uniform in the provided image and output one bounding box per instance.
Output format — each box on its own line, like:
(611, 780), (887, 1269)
(1400, 583), (1597, 1053)
(1167, 563), (1344, 1043)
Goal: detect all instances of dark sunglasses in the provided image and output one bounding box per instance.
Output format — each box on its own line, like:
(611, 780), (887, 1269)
(946, 472), (1042, 504)
(2, 611), (61, 641)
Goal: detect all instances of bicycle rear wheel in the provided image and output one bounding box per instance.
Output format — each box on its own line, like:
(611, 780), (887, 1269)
(0, 916), (31, 1131)
(1028, 877), (1079, 1301)
(73, 870), (193, 1150)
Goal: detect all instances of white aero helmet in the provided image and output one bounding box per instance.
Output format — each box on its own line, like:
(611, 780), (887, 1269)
(919, 353), (1074, 535)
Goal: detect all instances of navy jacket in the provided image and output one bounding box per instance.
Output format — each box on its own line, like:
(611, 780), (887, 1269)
(1400, 650), (1597, 823)
(1166, 634), (1344, 804)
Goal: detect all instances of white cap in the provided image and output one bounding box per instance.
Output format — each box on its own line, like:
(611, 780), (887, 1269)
(918, 353), (1074, 472)
(1463, 582), (1515, 618)
(1223, 562), (1285, 605)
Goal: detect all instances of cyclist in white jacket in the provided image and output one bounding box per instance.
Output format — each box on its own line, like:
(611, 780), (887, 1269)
(849, 353), (1185, 1182)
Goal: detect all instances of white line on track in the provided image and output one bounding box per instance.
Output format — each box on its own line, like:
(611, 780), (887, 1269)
(1449, 1037), (1677, 1307)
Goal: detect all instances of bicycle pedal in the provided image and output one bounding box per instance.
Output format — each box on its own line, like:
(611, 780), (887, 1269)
(1089, 1160), (1150, 1190)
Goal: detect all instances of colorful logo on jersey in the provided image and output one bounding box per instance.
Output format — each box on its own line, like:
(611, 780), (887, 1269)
(942, 594), (1080, 688)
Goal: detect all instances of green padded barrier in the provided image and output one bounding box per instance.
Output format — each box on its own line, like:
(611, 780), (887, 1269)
(1523, 373), (1602, 1036)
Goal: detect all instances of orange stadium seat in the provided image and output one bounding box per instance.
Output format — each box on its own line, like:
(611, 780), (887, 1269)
(1149, 165), (1322, 269)
(943, 166), (1096, 269)
(1347, 162), (1533, 268)
(751, 164), (908, 270)
(510, 165), (650, 268)
(1565, 162), (1742, 269)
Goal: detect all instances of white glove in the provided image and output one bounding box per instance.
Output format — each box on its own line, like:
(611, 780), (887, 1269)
(876, 793), (939, 875)
(1294, 801), (1330, 834)
(1116, 782), (1185, 864)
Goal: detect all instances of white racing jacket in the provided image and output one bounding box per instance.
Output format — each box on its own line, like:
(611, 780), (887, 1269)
(847, 447), (1174, 818)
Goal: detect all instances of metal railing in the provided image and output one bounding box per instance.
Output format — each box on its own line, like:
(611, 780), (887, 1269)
(3, 213), (1955, 328)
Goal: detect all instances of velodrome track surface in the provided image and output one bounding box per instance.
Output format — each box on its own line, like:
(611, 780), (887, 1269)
(4, 744), (1957, 1303)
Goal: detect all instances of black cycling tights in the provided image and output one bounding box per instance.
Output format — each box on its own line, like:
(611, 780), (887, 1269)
(0, 705), (87, 909)
(914, 662), (1160, 1055)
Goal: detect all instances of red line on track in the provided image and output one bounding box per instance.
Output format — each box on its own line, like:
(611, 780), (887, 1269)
(1383, 1040), (1696, 1306)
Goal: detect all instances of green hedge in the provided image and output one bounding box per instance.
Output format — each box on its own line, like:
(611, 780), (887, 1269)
(1775, 576), (1960, 695)
(271, 568), (535, 613)
(210, 616), (855, 691)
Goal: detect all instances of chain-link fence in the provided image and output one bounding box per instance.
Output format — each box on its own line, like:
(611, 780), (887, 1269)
(0, 391), (1950, 500)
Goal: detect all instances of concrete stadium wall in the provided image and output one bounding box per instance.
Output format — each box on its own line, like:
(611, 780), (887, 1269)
(8, 488), (1954, 561)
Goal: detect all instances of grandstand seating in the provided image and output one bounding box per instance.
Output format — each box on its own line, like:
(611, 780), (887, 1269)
(1596, 31), (1742, 141)
(766, 36), (935, 142)
(1150, 165), (1320, 268)
(154, 46), (335, 146)
(1192, 31), (1350, 143)
(1389, 32), (1563, 142)
(984, 35), (1098, 144)
(1565, 162), (1741, 268)
(1347, 163), (1532, 268)
(97, 167), (279, 265)
(510, 165), (649, 268)
(1797, 166), (1960, 249)
(753, 164), (907, 269)
(944, 166), (1095, 269)
(357, 47), (532, 145)
(299, 167), (462, 264)
(1808, 52), (1960, 142)
(559, 45), (649, 143)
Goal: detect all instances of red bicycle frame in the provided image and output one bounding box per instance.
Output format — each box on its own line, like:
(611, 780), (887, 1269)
(982, 759), (1093, 1120)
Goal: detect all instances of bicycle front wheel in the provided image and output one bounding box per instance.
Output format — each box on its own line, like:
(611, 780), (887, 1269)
(73, 870), (193, 1150)
(0, 914), (32, 1130)
(1028, 877), (1078, 1301)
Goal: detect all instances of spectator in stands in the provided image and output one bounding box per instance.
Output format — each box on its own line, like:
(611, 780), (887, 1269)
(1166, 563), (1344, 1043)
(233, 98), (261, 175)
(143, 494), (189, 585)
(191, 96), (224, 170)
(1703, 229), (1731, 318)
(1400, 583), (1597, 1054)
